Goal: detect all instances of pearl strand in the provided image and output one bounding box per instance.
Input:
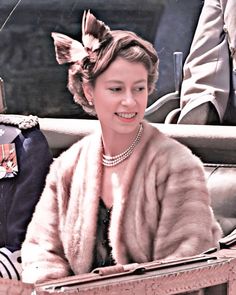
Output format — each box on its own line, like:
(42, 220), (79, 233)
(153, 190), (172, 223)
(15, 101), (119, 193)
(102, 123), (143, 167)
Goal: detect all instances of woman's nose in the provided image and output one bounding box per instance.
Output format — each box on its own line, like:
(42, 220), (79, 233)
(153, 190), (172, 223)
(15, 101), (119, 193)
(121, 91), (136, 106)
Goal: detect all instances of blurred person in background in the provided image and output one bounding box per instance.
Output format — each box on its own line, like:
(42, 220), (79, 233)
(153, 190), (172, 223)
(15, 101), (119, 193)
(176, 0), (236, 124)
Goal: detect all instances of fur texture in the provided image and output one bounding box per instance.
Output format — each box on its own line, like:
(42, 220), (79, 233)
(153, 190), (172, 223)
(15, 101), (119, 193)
(21, 121), (222, 283)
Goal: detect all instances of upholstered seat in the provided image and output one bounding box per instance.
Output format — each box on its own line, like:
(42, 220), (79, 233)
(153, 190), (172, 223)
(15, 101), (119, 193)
(205, 165), (236, 236)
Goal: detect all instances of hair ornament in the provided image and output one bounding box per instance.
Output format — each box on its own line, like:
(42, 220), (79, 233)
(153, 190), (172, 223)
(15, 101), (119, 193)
(82, 10), (111, 51)
(51, 32), (88, 65)
(51, 10), (112, 66)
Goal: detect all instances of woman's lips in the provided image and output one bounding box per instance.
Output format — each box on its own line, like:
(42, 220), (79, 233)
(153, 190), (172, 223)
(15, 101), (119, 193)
(115, 112), (137, 119)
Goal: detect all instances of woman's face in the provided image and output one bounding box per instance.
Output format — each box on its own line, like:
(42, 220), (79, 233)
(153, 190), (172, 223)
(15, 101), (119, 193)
(85, 57), (148, 136)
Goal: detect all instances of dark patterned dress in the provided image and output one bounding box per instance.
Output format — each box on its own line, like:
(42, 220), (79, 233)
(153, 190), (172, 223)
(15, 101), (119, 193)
(92, 198), (115, 269)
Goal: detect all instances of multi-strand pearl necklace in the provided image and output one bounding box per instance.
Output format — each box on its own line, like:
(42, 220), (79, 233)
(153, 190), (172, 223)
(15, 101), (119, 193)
(102, 123), (143, 167)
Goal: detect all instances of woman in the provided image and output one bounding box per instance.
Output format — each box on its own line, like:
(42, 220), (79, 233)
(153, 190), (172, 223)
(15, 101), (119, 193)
(21, 11), (222, 284)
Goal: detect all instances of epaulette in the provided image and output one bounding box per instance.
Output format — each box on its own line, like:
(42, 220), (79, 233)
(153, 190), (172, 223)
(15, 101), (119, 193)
(0, 115), (39, 130)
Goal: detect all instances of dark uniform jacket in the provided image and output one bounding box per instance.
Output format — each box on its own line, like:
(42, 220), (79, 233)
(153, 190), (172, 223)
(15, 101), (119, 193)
(0, 115), (52, 280)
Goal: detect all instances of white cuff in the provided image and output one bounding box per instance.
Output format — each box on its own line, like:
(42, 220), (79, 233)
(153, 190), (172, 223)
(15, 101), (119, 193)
(0, 248), (22, 280)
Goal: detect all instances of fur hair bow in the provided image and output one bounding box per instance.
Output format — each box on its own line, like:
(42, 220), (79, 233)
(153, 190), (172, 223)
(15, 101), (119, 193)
(51, 10), (111, 65)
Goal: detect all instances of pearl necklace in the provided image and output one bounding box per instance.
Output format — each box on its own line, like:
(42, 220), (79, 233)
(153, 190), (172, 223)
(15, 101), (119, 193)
(102, 123), (143, 167)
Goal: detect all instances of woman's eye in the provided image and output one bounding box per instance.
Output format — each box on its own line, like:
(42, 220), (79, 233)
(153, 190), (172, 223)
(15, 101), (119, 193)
(109, 87), (121, 92)
(135, 87), (145, 92)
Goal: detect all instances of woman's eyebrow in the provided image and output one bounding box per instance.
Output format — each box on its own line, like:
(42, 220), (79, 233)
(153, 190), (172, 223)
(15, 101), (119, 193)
(134, 79), (147, 84)
(105, 79), (147, 84)
(105, 80), (123, 84)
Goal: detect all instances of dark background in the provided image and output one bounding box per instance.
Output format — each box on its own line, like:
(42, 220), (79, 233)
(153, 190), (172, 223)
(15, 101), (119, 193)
(0, 0), (203, 118)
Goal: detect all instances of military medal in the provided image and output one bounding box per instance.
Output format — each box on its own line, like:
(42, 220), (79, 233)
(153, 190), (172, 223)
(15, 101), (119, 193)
(0, 165), (6, 179)
(0, 143), (18, 178)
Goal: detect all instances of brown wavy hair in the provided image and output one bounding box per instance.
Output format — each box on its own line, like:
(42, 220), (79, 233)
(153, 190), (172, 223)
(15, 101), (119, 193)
(67, 16), (159, 116)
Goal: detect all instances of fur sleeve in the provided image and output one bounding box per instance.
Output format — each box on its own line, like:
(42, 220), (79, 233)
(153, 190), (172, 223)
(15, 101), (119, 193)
(21, 156), (73, 284)
(153, 139), (222, 259)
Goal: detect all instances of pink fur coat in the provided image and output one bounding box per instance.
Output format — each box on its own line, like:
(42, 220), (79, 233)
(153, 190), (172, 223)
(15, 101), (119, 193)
(21, 121), (222, 283)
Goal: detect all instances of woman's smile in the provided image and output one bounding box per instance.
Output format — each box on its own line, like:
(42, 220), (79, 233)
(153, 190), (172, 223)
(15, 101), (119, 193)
(115, 112), (137, 121)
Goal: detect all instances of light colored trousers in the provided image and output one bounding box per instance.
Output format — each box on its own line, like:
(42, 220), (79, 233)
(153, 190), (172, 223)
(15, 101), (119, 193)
(179, 0), (236, 124)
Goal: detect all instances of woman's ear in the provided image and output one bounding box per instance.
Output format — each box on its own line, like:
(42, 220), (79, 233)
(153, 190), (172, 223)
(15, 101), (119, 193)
(83, 83), (94, 104)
